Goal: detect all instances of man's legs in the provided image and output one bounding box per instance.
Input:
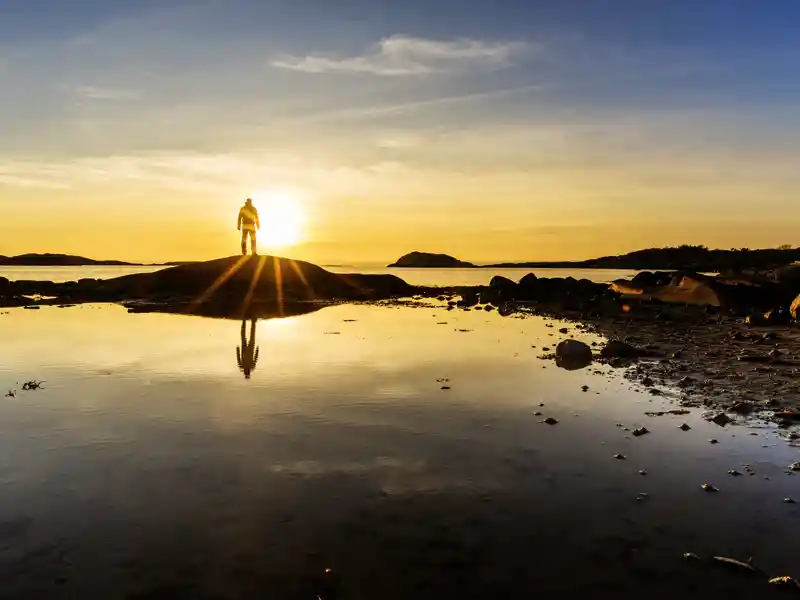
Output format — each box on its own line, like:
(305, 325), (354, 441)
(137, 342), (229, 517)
(241, 230), (248, 255)
(249, 230), (257, 255)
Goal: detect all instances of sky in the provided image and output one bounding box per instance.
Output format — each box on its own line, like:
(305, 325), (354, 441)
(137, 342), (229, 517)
(1, 0), (799, 264)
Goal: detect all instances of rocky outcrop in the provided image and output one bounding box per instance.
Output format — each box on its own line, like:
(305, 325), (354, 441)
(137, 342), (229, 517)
(791, 293), (800, 320)
(0, 253), (139, 266)
(2, 255), (414, 314)
(388, 252), (475, 268)
(611, 271), (794, 311)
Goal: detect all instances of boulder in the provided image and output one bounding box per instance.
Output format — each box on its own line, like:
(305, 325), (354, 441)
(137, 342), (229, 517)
(555, 339), (593, 370)
(489, 275), (516, 288)
(519, 273), (538, 287)
(0, 276), (9, 291)
(792, 293), (800, 320)
(600, 340), (640, 359)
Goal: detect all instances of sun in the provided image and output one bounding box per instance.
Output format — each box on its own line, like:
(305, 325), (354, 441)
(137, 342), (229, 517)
(252, 189), (306, 248)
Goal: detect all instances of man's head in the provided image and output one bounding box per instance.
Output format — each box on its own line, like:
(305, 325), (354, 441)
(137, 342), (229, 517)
(245, 198), (252, 206)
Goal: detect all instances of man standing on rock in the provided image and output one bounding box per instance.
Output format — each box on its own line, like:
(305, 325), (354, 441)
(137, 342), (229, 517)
(237, 198), (260, 255)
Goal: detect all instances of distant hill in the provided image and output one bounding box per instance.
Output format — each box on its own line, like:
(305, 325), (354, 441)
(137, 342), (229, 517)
(388, 252), (476, 268)
(0, 253), (140, 266)
(487, 245), (800, 272)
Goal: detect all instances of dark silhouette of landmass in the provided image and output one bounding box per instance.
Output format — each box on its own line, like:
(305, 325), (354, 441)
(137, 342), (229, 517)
(388, 252), (476, 268)
(390, 245), (800, 273)
(1, 255), (414, 316)
(0, 253), (141, 266)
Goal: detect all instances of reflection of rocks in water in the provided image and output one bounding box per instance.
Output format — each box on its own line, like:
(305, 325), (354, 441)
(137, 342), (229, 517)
(126, 299), (325, 321)
(555, 356), (592, 371)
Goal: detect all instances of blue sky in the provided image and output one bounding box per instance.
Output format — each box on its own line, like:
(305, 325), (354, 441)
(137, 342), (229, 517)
(1, 0), (799, 262)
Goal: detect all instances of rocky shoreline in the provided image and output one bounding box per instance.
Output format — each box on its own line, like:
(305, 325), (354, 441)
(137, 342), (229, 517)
(405, 269), (800, 435)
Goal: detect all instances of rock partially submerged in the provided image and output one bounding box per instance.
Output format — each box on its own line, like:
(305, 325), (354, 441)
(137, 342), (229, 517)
(555, 339), (593, 370)
(1, 255), (414, 316)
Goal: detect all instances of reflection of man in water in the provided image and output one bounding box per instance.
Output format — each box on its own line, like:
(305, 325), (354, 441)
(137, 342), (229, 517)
(236, 319), (260, 379)
(237, 198), (260, 255)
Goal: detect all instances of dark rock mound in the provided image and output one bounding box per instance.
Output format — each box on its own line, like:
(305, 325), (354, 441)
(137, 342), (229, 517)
(5, 256), (414, 313)
(388, 252), (475, 268)
(555, 339), (593, 370)
(612, 271), (794, 311)
(489, 275), (517, 288)
(0, 253), (138, 266)
(600, 340), (640, 359)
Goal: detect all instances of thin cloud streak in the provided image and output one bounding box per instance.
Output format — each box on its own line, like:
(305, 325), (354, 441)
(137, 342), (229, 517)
(61, 84), (138, 101)
(301, 83), (549, 122)
(271, 35), (531, 76)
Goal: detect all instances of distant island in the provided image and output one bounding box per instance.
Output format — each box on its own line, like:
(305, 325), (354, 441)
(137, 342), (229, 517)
(0, 253), (141, 266)
(388, 252), (476, 268)
(389, 245), (800, 273)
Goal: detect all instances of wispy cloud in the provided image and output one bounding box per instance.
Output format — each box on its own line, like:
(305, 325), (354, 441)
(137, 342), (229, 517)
(303, 83), (548, 122)
(61, 84), (138, 101)
(271, 35), (531, 76)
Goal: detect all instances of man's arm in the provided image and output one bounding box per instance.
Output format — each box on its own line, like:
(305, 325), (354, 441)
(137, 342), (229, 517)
(237, 208), (243, 230)
(254, 208), (260, 230)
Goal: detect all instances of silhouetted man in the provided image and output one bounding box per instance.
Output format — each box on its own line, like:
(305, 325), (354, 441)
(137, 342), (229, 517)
(236, 319), (260, 379)
(237, 198), (260, 255)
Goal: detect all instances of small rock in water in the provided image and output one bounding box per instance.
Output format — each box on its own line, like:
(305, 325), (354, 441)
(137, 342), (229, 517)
(613, 453), (627, 460)
(581, 385), (589, 392)
(542, 417), (558, 425)
(632, 427), (650, 437)
(709, 439), (719, 444)
(709, 413), (732, 427)
(679, 423), (692, 431)
(639, 469), (648, 476)
(790, 462), (800, 472)
(701, 483), (719, 493)
(784, 497), (796, 504)
(635, 492), (648, 502)
(534, 411), (543, 416)
(727, 470), (743, 477)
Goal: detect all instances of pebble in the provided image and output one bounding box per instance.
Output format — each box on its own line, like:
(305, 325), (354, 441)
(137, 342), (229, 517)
(701, 483), (719, 493)
(727, 470), (743, 477)
(784, 498), (796, 504)
(632, 427), (650, 437)
(639, 469), (648, 476)
(542, 417), (558, 425)
(613, 453), (627, 460)
(790, 462), (800, 472)
(679, 423), (692, 431)
(709, 439), (719, 444)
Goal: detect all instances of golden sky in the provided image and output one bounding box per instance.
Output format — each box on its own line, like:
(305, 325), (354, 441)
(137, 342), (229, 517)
(1, 2), (799, 264)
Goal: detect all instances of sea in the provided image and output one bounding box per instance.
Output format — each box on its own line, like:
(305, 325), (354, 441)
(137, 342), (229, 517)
(0, 275), (798, 598)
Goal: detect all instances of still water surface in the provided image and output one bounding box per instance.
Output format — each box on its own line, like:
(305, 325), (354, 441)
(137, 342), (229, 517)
(0, 304), (797, 599)
(0, 265), (640, 286)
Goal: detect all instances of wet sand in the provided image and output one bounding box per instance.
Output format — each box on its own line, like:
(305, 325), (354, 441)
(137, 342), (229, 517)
(1, 304), (798, 599)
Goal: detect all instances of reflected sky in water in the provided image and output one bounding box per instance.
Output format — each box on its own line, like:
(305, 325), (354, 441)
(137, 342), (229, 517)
(0, 304), (798, 599)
